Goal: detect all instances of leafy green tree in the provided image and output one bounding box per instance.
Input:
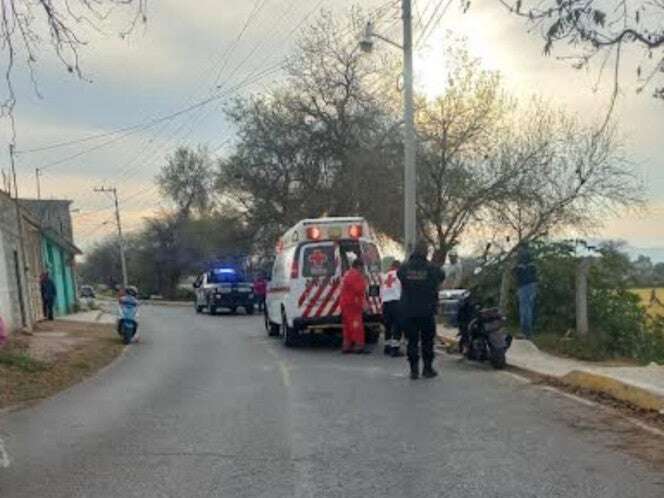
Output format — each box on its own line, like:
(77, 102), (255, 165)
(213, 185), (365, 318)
(157, 146), (216, 219)
(218, 11), (403, 254)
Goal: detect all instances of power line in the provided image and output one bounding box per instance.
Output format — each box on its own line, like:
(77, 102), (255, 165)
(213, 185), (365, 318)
(416, 0), (453, 48)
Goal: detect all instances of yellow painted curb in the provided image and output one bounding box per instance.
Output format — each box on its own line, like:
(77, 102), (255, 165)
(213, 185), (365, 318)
(562, 370), (664, 412)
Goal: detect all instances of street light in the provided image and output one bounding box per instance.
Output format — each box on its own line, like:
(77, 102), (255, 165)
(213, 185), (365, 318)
(360, 1), (417, 256)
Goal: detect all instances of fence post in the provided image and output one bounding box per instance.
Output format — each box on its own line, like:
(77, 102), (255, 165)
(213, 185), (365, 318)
(576, 257), (592, 336)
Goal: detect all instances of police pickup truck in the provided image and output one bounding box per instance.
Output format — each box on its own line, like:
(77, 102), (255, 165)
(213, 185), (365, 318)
(193, 267), (255, 315)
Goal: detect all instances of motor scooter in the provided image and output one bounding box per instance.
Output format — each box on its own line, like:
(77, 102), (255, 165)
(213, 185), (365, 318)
(118, 294), (139, 345)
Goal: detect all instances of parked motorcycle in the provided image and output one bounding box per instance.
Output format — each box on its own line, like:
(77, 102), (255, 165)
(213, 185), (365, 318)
(457, 291), (512, 369)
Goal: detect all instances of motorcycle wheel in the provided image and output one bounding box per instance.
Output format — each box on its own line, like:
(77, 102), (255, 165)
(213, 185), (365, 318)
(489, 347), (507, 369)
(121, 328), (132, 345)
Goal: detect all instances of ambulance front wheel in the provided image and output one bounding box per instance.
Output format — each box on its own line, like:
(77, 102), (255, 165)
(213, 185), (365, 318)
(281, 310), (299, 347)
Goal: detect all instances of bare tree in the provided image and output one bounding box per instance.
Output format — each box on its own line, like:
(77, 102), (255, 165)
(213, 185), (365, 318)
(416, 40), (515, 264)
(489, 99), (643, 307)
(1, 0), (147, 123)
(497, 0), (664, 100)
(218, 10), (404, 252)
(493, 102), (641, 244)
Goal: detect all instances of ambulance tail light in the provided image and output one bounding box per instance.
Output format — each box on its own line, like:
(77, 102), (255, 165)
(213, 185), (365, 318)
(348, 224), (363, 238)
(306, 226), (322, 240)
(290, 258), (299, 279)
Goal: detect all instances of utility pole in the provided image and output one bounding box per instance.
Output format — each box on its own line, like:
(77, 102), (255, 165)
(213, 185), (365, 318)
(360, 0), (418, 255)
(402, 0), (417, 255)
(94, 186), (128, 288)
(35, 168), (41, 200)
(9, 144), (33, 328)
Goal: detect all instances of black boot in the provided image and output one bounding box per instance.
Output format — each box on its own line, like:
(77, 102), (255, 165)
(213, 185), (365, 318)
(409, 361), (419, 380)
(422, 363), (438, 379)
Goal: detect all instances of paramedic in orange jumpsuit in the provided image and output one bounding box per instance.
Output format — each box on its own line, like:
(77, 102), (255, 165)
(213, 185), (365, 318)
(340, 258), (370, 354)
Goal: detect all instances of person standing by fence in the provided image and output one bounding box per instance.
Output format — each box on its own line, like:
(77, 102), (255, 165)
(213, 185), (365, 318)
(513, 245), (538, 340)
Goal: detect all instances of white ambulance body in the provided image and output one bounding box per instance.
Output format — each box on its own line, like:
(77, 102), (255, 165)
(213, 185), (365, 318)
(265, 217), (384, 346)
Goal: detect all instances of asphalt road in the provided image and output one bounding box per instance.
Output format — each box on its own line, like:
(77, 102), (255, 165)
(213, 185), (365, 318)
(1, 305), (663, 497)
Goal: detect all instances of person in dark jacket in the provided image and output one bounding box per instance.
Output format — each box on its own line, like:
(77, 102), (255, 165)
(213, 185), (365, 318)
(513, 245), (538, 339)
(40, 272), (57, 321)
(398, 242), (445, 379)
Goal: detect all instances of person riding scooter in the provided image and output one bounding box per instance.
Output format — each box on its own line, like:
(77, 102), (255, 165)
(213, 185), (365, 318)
(118, 286), (139, 343)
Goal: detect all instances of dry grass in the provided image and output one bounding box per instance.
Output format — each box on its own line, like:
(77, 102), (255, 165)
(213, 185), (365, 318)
(631, 288), (664, 318)
(0, 321), (123, 409)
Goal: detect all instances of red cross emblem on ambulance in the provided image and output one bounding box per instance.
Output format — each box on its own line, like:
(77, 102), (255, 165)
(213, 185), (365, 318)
(308, 249), (328, 268)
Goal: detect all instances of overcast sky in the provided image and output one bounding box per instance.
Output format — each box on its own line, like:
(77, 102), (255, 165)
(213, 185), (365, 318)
(2, 0), (662, 254)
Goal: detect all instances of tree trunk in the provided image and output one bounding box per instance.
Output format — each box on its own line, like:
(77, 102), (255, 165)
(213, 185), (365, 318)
(499, 264), (513, 314)
(576, 257), (592, 337)
(432, 248), (447, 267)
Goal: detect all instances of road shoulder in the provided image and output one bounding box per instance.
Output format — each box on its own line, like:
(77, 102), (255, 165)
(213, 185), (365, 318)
(0, 319), (123, 411)
(437, 325), (664, 422)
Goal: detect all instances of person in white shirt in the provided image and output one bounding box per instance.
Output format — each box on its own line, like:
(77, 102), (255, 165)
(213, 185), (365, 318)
(443, 249), (463, 290)
(381, 260), (405, 357)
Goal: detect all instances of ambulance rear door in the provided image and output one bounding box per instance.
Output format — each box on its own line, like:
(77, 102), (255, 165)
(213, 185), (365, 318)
(296, 241), (341, 323)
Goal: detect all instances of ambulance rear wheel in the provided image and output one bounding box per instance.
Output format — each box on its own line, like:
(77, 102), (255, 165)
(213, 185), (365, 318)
(266, 310), (280, 337)
(281, 310), (299, 347)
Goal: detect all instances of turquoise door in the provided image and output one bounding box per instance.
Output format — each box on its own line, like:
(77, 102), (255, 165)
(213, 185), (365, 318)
(42, 239), (75, 316)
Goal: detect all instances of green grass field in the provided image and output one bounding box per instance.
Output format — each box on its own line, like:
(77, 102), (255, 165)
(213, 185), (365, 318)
(631, 288), (664, 318)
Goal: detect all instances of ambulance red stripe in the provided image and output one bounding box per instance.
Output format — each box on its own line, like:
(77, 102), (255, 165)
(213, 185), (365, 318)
(298, 279), (316, 307)
(314, 279), (341, 318)
(302, 277), (331, 318)
(327, 293), (341, 316)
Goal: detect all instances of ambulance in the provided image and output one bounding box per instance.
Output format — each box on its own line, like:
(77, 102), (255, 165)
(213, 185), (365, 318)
(265, 217), (384, 347)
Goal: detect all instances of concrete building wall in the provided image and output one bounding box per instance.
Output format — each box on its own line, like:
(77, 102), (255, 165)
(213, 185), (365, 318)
(1, 194), (80, 328)
(0, 191), (26, 331)
(20, 199), (73, 242)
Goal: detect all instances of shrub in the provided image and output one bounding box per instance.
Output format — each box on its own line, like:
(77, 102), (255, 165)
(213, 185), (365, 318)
(171, 287), (196, 302)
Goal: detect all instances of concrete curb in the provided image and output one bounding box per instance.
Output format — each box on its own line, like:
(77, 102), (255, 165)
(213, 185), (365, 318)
(436, 330), (664, 414)
(140, 300), (191, 308)
(98, 297), (192, 308)
(561, 370), (664, 413)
